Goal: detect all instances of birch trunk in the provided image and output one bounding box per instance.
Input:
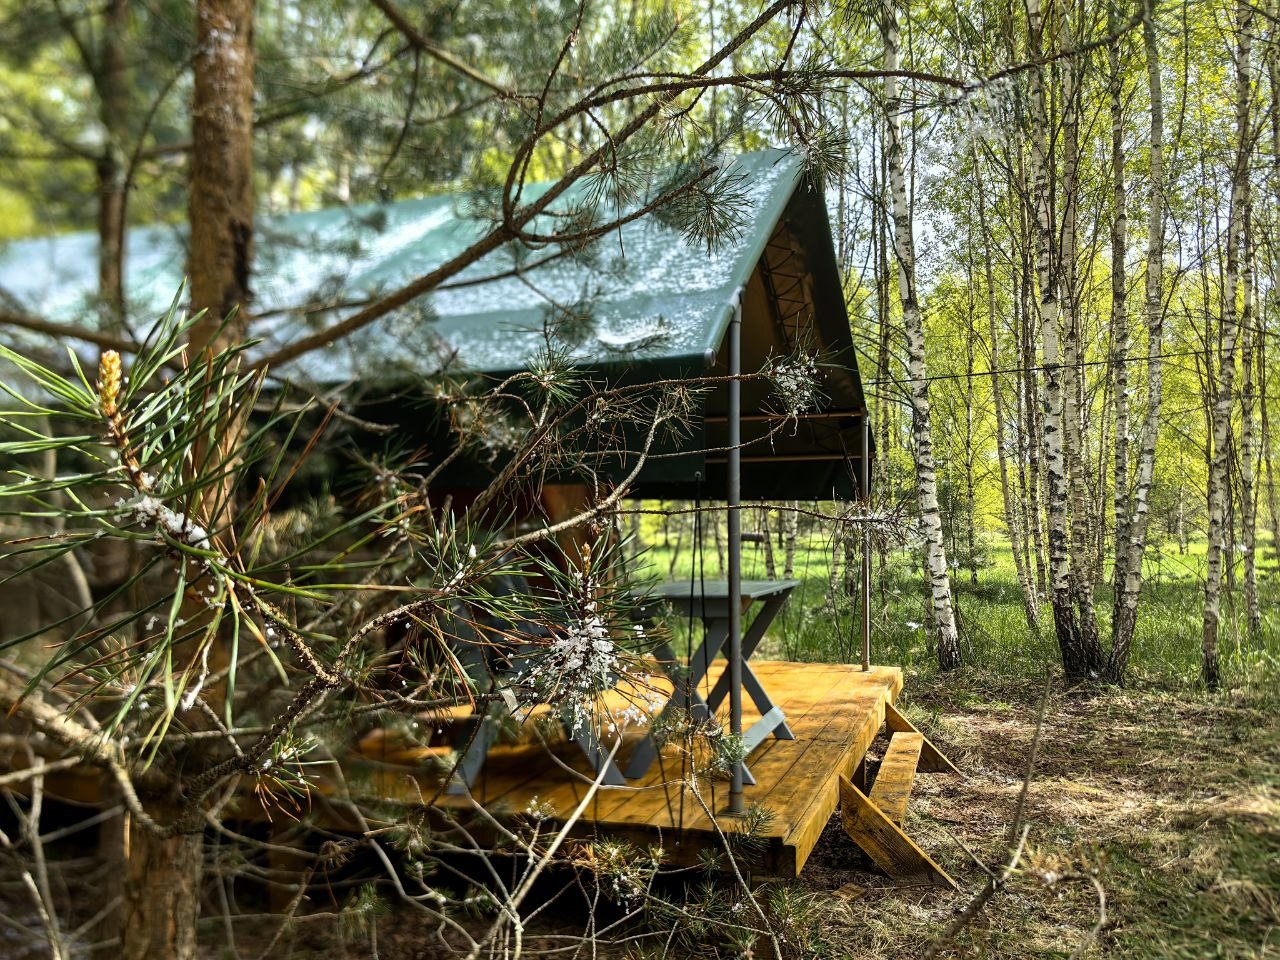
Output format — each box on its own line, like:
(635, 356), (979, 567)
(761, 507), (777, 580)
(1017, 151), (1049, 600)
(1262, 339), (1280, 574)
(1108, 22), (1131, 594)
(1028, 0), (1094, 680)
(883, 3), (962, 670)
(1240, 225), (1260, 636)
(964, 270), (979, 585)
(782, 502), (798, 579)
(1203, 0), (1253, 689)
(1057, 0), (1103, 669)
(1108, 0), (1166, 682)
(974, 144), (1039, 627)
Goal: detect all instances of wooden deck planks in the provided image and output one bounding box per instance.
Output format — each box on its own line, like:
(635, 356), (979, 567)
(869, 732), (923, 824)
(351, 660), (904, 877)
(839, 775), (957, 889)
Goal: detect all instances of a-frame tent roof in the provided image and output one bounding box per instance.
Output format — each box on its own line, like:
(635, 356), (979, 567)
(0, 149), (869, 499)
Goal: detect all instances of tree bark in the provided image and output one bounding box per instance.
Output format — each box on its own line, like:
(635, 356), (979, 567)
(1028, 0), (1098, 681)
(882, 3), (962, 670)
(1240, 222), (1259, 637)
(1107, 18), (1131, 604)
(1108, 0), (1166, 683)
(189, 0), (256, 350)
(119, 3), (256, 957)
(760, 507), (777, 579)
(96, 0), (129, 328)
(1203, 0), (1253, 690)
(1015, 147), (1049, 600)
(121, 816), (203, 960)
(1057, 0), (1103, 671)
(973, 145), (1038, 628)
(782, 502), (798, 579)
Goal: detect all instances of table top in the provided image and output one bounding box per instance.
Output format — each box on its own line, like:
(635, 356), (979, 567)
(643, 579), (801, 602)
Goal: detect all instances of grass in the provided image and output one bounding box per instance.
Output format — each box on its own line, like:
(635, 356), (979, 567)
(157, 527), (1280, 957)
(797, 671), (1280, 959)
(619, 526), (1280, 957)
(630, 527), (1280, 694)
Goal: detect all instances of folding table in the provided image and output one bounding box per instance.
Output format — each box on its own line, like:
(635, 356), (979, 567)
(625, 578), (800, 782)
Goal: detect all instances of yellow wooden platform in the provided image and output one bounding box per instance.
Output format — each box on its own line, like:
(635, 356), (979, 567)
(356, 660), (903, 877)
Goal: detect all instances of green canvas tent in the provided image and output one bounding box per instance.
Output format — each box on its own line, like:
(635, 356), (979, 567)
(0, 148), (870, 499)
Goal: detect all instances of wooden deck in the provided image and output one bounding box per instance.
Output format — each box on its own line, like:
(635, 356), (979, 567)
(356, 660), (903, 877)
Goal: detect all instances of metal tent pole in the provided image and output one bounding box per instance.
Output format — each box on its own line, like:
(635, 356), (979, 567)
(860, 412), (872, 672)
(727, 291), (745, 815)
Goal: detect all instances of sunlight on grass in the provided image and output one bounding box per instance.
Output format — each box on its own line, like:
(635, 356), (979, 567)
(631, 525), (1280, 694)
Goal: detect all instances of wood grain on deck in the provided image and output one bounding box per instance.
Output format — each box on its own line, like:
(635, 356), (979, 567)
(356, 660), (902, 877)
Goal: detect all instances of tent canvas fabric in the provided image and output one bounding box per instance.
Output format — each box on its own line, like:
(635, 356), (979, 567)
(0, 148), (869, 499)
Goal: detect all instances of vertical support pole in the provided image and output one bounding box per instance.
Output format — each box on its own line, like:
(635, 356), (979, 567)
(860, 412), (872, 672)
(728, 290), (745, 815)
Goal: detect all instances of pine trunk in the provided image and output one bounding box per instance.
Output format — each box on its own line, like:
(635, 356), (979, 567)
(883, 4), (962, 670)
(189, 0), (256, 349)
(96, 0), (129, 328)
(120, 3), (256, 955)
(121, 815), (203, 960)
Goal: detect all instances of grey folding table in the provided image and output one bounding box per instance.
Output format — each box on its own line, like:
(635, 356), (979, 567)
(625, 578), (799, 782)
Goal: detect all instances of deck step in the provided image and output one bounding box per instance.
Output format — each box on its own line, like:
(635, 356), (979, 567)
(869, 732), (923, 824)
(885, 702), (962, 776)
(839, 775), (957, 890)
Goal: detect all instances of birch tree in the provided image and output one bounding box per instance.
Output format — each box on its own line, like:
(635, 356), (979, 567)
(1108, 0), (1167, 682)
(882, 2), (962, 670)
(1239, 222), (1260, 637)
(973, 143), (1039, 628)
(1056, 0), (1102, 663)
(1203, 0), (1253, 690)
(1027, 0), (1103, 680)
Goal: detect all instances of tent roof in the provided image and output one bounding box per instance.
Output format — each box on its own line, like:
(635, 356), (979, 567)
(0, 148), (871, 499)
(0, 149), (809, 384)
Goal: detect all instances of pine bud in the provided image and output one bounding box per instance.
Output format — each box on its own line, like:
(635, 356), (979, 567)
(98, 350), (122, 417)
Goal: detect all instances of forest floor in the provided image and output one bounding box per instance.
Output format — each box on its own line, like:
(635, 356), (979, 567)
(6, 537), (1279, 959)
(798, 668), (1280, 959)
(355, 668), (1279, 959)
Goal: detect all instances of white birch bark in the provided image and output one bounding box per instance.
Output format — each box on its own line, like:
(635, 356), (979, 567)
(1240, 228), (1260, 636)
(1203, 0), (1253, 689)
(1109, 0), (1167, 682)
(1027, 0), (1095, 679)
(1108, 22), (1132, 595)
(882, 3), (962, 669)
(973, 143), (1039, 628)
(1057, 0), (1102, 665)
(782, 502), (798, 579)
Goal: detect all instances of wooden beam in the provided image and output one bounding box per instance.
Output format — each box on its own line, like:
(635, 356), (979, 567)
(839, 775), (957, 890)
(885, 702), (962, 776)
(869, 732), (922, 824)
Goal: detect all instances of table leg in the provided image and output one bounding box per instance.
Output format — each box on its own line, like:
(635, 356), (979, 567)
(704, 595), (795, 741)
(624, 624), (730, 779)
